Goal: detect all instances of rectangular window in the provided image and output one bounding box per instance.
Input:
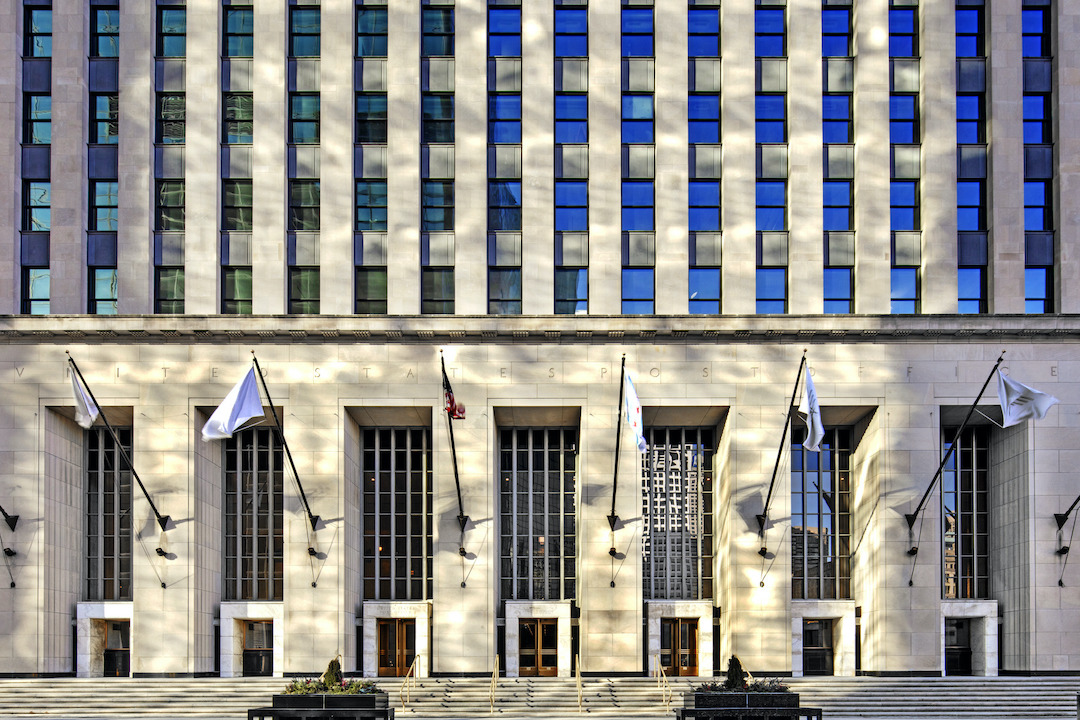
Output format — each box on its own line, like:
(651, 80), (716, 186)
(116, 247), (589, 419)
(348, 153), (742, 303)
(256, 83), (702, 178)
(356, 93), (388, 143)
(756, 180), (786, 232)
(822, 95), (851, 144)
(643, 427), (715, 600)
(791, 427), (852, 600)
(622, 180), (654, 232)
(91, 7), (119, 58)
(555, 181), (587, 232)
(21, 267), (50, 315)
(756, 94), (786, 143)
(156, 93), (185, 145)
(822, 5), (851, 57)
(288, 267), (320, 314)
(421, 267), (454, 315)
(421, 7), (454, 57)
(289, 180), (320, 231)
(823, 180), (852, 232)
(157, 6), (186, 57)
(155, 267), (184, 314)
(488, 268), (522, 315)
(25, 7), (52, 58)
(356, 6), (388, 57)
(488, 7), (521, 57)
(156, 180), (185, 231)
(24, 180), (51, 231)
(554, 267), (587, 315)
(91, 94), (119, 145)
(1023, 95), (1052, 144)
(222, 266), (253, 314)
(224, 7), (253, 57)
(498, 427), (578, 601)
(756, 267), (786, 314)
(622, 94), (654, 144)
(890, 180), (919, 231)
(689, 181), (720, 233)
(421, 180), (454, 232)
(622, 267), (654, 315)
(890, 266), (919, 313)
(91, 181), (119, 232)
(355, 267), (388, 314)
(621, 7), (654, 57)
(223, 428), (283, 601)
(24, 94), (51, 145)
(1024, 180), (1052, 232)
(554, 94), (587, 144)
(224, 93), (253, 144)
(361, 428), (433, 600)
(1025, 266), (1052, 314)
(888, 5), (918, 57)
(955, 5), (983, 58)
(889, 94), (919, 144)
(942, 425), (990, 600)
(356, 180), (388, 232)
(688, 7), (720, 58)
(957, 267), (985, 315)
(89, 267), (118, 315)
(421, 95), (454, 143)
(823, 267), (853, 314)
(86, 427), (132, 601)
(956, 94), (984, 144)
(289, 6), (320, 57)
(688, 94), (720, 144)
(1022, 5), (1050, 58)
(755, 7), (785, 57)
(489, 94), (522, 144)
(488, 181), (522, 232)
(554, 6), (587, 58)
(223, 180), (253, 231)
(957, 180), (985, 232)
(290, 94), (320, 144)
(688, 267), (720, 315)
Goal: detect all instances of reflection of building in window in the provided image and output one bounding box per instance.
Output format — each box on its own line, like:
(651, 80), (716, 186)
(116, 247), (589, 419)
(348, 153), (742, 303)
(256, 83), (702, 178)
(942, 425), (990, 599)
(642, 428), (714, 600)
(791, 427), (851, 600)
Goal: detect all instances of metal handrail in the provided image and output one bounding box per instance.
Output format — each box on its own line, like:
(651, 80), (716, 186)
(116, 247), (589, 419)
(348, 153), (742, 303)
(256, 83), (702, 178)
(575, 654), (583, 713)
(654, 654), (672, 711)
(399, 656), (418, 707)
(489, 654), (499, 713)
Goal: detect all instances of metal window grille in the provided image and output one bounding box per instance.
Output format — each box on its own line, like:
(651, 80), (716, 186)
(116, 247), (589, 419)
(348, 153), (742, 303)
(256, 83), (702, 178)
(86, 426), (132, 601)
(223, 427), (283, 601)
(642, 427), (714, 600)
(361, 428), (433, 600)
(791, 426), (852, 600)
(499, 428), (578, 601)
(942, 425), (990, 599)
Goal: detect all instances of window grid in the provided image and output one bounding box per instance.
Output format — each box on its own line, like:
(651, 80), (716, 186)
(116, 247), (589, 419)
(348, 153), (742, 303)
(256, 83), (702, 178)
(156, 93), (185, 145)
(23, 180), (50, 232)
(91, 94), (119, 145)
(224, 6), (253, 57)
(21, 267), (50, 315)
(157, 6), (186, 58)
(24, 94), (51, 145)
(156, 179), (185, 232)
(91, 7), (119, 58)
(224, 93), (253, 144)
(1023, 2), (1054, 314)
(356, 5), (388, 57)
(223, 180), (253, 231)
(155, 267), (185, 314)
(222, 266), (253, 315)
(91, 180), (119, 232)
(289, 6), (320, 58)
(86, 426), (132, 601)
(357, 93), (388, 143)
(289, 267), (320, 314)
(642, 427), (714, 601)
(499, 427), (578, 602)
(942, 425), (990, 600)
(289, 180), (320, 232)
(791, 426), (852, 601)
(89, 267), (118, 315)
(362, 428), (434, 601)
(289, 94), (320, 145)
(223, 428), (284, 601)
(355, 267), (388, 314)
(25, 6), (52, 58)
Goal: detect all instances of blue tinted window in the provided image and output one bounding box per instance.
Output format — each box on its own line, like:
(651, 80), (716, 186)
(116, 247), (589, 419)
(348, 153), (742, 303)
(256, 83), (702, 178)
(688, 8), (720, 57)
(756, 181), (785, 208)
(823, 268), (852, 314)
(622, 207), (654, 231)
(755, 8), (785, 56)
(890, 267), (918, 313)
(622, 268), (654, 314)
(689, 268), (720, 314)
(689, 181), (720, 207)
(622, 8), (654, 57)
(689, 95), (720, 143)
(1025, 267), (1050, 313)
(556, 8), (588, 33)
(555, 268), (588, 315)
(756, 268), (786, 314)
(957, 267), (985, 314)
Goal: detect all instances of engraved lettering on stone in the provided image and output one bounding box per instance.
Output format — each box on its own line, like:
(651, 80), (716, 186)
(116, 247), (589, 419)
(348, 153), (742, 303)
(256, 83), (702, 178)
(501, 368), (508, 378)
(702, 367), (709, 378)
(406, 368), (415, 378)
(549, 367), (556, 378)
(601, 367), (608, 379)
(314, 367), (321, 378)
(15, 367), (24, 377)
(363, 367), (371, 377)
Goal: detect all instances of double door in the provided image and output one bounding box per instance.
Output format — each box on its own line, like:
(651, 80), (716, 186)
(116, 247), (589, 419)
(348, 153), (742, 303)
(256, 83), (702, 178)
(660, 618), (698, 676)
(519, 619), (558, 677)
(377, 619), (416, 677)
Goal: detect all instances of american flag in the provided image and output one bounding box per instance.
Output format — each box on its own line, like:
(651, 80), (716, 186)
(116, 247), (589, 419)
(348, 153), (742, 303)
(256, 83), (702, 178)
(442, 363), (465, 419)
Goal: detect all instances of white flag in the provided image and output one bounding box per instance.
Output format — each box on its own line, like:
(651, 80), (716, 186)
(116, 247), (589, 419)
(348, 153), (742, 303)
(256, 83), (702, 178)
(202, 367), (265, 441)
(624, 373), (647, 452)
(797, 369), (825, 452)
(998, 370), (1059, 428)
(71, 373), (100, 429)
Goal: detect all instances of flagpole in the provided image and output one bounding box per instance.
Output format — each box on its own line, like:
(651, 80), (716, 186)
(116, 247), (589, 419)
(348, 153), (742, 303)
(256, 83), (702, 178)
(441, 353), (468, 540)
(905, 351), (1005, 529)
(0, 502), (18, 532)
(67, 355), (171, 532)
(757, 351), (807, 535)
(1055, 495), (1080, 530)
(251, 353), (320, 531)
(609, 355), (627, 532)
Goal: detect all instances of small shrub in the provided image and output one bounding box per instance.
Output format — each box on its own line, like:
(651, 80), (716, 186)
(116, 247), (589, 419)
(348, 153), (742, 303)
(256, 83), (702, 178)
(724, 655), (747, 690)
(282, 657), (380, 696)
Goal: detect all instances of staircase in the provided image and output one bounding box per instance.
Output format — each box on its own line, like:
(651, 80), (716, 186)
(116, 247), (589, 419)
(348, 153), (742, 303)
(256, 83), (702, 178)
(0, 676), (1075, 720)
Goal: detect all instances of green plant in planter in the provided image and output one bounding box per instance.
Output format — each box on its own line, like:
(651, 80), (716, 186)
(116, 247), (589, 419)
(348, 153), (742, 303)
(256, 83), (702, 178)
(282, 656), (380, 696)
(724, 655), (747, 690)
(693, 656), (790, 694)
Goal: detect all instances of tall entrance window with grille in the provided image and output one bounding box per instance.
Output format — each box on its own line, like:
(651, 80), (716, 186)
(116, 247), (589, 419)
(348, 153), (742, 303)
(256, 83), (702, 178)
(498, 428), (578, 601)
(361, 427), (433, 600)
(86, 426), (132, 601)
(642, 427), (714, 600)
(223, 427), (284, 601)
(791, 426), (852, 600)
(942, 425), (990, 599)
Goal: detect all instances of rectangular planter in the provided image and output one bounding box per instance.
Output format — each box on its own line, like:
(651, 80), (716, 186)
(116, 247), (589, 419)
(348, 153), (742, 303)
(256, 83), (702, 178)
(694, 692), (800, 709)
(272, 694), (388, 710)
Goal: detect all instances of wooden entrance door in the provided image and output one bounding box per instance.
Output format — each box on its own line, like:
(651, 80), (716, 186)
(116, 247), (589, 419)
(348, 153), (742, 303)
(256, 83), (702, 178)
(519, 619), (558, 677)
(377, 619), (416, 677)
(660, 618), (699, 676)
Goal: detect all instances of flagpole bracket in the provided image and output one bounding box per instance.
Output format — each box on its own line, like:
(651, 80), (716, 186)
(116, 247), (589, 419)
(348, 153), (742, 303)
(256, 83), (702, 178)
(457, 514), (469, 533)
(157, 515), (171, 532)
(905, 513), (918, 530)
(3, 516), (17, 533)
(755, 514), (767, 534)
(309, 514), (321, 531)
(607, 514), (619, 532)
(1055, 513), (1070, 531)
